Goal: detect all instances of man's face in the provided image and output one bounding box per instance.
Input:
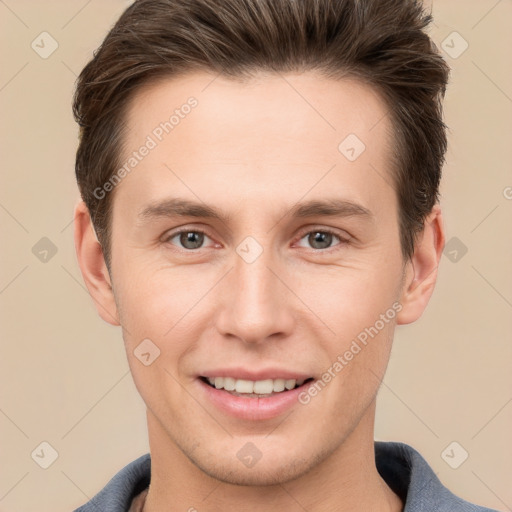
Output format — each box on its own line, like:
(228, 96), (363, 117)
(109, 71), (407, 485)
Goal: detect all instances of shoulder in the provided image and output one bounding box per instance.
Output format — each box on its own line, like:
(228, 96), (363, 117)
(375, 441), (499, 512)
(73, 453), (151, 512)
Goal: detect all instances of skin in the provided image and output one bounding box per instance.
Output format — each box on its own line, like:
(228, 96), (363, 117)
(74, 71), (444, 512)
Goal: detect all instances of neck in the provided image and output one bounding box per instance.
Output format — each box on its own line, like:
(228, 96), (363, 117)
(142, 402), (403, 512)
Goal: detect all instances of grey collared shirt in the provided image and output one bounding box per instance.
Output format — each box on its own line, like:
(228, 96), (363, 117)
(73, 441), (499, 511)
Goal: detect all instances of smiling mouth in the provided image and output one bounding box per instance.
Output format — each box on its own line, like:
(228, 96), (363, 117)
(199, 376), (315, 398)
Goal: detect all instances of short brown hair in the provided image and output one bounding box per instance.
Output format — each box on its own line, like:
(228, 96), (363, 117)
(73, 0), (449, 271)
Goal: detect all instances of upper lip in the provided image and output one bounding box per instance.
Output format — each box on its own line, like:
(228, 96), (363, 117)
(199, 367), (314, 381)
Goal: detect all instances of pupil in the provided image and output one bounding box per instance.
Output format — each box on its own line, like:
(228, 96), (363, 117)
(181, 232), (203, 249)
(310, 231), (331, 249)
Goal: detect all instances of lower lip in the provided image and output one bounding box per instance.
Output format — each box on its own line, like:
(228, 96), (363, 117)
(197, 378), (313, 421)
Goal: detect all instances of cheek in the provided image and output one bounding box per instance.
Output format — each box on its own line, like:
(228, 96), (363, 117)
(294, 322), (395, 452)
(296, 261), (401, 406)
(117, 270), (201, 418)
(115, 264), (205, 338)
(114, 265), (218, 404)
(294, 261), (403, 340)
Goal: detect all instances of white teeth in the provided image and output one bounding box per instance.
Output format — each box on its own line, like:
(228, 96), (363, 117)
(273, 378), (285, 392)
(223, 376), (236, 391)
(285, 379), (296, 390)
(253, 379), (274, 394)
(204, 376), (305, 394)
(235, 379), (254, 394)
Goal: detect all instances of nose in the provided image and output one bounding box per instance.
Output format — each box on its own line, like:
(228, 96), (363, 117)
(215, 245), (295, 345)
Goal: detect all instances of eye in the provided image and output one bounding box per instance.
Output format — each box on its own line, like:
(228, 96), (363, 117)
(295, 229), (350, 251)
(163, 227), (350, 252)
(164, 229), (215, 250)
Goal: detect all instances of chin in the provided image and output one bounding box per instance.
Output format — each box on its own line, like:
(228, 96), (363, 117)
(199, 459), (311, 487)
(186, 444), (326, 487)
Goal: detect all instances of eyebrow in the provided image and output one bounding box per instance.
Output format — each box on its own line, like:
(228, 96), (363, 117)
(137, 197), (373, 225)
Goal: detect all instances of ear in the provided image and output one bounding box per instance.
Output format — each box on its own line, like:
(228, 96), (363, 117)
(73, 200), (120, 326)
(396, 204), (445, 325)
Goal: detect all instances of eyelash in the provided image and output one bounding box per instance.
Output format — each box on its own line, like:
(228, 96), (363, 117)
(163, 227), (351, 253)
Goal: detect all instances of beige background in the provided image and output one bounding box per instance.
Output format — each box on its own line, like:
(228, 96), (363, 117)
(0, 1), (511, 511)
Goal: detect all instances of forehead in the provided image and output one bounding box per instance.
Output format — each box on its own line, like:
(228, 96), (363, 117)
(125, 70), (390, 147)
(116, 70), (394, 217)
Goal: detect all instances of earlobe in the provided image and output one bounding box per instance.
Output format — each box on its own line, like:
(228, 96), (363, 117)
(73, 200), (120, 326)
(396, 205), (445, 325)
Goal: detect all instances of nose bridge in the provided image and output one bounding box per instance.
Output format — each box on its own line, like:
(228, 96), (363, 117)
(217, 238), (293, 343)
